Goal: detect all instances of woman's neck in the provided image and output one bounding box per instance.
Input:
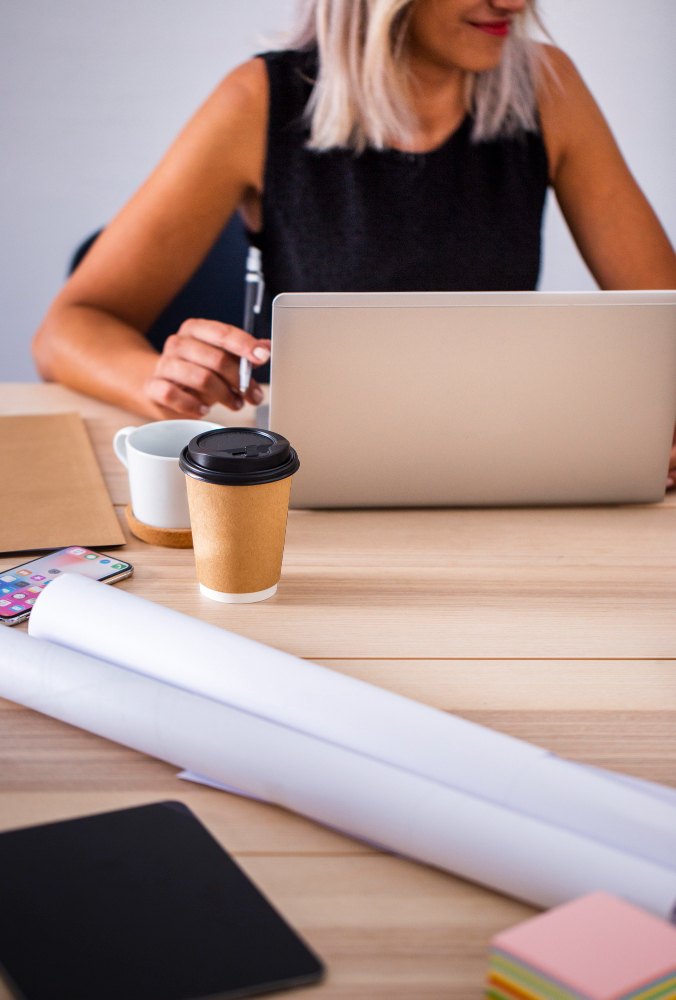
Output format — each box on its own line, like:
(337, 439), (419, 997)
(391, 46), (468, 154)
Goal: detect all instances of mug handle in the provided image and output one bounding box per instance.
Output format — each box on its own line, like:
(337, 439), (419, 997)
(113, 426), (137, 468)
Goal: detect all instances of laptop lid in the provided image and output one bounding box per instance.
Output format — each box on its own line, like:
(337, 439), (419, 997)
(269, 291), (676, 508)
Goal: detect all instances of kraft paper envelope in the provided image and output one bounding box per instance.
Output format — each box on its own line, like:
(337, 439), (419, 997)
(0, 412), (125, 554)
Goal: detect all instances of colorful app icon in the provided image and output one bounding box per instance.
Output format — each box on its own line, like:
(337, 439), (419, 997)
(1, 575), (17, 583)
(27, 586), (42, 594)
(68, 548), (85, 555)
(31, 574), (45, 581)
(84, 553), (97, 560)
(0, 587), (14, 594)
(10, 605), (25, 613)
(0, 600), (10, 607)
(25, 598), (36, 605)
(99, 559), (111, 564)
(13, 593), (26, 600)
(111, 563), (125, 570)
(17, 570), (31, 576)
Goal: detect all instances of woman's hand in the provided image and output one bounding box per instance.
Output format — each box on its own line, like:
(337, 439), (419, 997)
(143, 318), (270, 417)
(668, 425), (676, 490)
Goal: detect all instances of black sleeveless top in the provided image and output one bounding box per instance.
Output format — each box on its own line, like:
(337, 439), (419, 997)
(250, 48), (549, 309)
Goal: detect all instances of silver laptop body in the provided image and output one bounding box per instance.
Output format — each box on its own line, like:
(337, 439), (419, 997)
(268, 291), (676, 508)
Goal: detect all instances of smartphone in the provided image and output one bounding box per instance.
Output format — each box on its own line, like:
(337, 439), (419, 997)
(0, 547), (133, 626)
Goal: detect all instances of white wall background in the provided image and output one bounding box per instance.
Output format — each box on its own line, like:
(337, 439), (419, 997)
(1, 0), (674, 381)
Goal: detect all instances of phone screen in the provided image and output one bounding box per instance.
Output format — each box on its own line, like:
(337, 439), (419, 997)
(0, 548), (131, 620)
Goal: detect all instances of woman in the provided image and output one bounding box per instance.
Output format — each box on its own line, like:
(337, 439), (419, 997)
(33, 0), (676, 424)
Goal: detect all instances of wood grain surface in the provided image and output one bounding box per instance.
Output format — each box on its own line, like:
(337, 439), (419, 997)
(0, 382), (675, 1000)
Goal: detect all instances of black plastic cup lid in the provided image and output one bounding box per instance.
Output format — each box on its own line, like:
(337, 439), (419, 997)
(179, 427), (300, 486)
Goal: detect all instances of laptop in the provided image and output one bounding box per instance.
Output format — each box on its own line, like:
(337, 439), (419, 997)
(267, 291), (676, 508)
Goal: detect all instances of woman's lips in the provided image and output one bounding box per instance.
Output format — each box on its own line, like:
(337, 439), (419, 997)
(468, 19), (510, 36)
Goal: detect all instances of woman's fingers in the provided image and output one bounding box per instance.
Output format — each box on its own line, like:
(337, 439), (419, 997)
(163, 332), (256, 395)
(162, 334), (241, 391)
(176, 318), (271, 366)
(666, 440), (676, 488)
(142, 320), (270, 415)
(160, 332), (265, 406)
(154, 356), (244, 410)
(143, 376), (210, 418)
(144, 370), (261, 417)
(244, 380), (265, 405)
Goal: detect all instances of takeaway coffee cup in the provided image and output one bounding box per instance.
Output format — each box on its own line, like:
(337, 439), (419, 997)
(114, 420), (222, 529)
(179, 427), (300, 603)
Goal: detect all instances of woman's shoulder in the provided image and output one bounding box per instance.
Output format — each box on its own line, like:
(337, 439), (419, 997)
(172, 58), (269, 193)
(535, 43), (602, 180)
(197, 48), (316, 169)
(536, 43), (590, 108)
(208, 57), (269, 117)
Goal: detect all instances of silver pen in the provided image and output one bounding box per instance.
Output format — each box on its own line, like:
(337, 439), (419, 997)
(239, 246), (265, 394)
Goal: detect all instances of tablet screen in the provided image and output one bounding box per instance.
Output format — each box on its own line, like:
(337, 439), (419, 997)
(0, 801), (323, 1000)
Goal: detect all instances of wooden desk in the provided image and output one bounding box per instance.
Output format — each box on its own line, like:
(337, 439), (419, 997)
(1, 382), (675, 1000)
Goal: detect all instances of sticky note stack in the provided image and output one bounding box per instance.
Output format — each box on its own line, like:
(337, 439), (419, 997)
(487, 892), (676, 1000)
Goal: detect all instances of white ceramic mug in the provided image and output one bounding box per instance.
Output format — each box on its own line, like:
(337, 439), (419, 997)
(114, 420), (222, 529)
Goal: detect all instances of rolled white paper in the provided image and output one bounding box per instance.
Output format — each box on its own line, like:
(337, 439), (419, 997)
(28, 574), (544, 800)
(578, 762), (676, 807)
(1, 625), (675, 919)
(28, 574), (676, 869)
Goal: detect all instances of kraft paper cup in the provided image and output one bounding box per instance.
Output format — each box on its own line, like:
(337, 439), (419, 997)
(179, 428), (300, 603)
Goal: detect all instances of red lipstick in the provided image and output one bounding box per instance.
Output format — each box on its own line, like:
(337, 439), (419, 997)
(468, 20), (510, 36)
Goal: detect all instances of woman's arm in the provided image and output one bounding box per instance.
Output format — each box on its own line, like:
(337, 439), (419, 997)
(537, 46), (676, 291)
(32, 58), (270, 419)
(538, 49), (676, 487)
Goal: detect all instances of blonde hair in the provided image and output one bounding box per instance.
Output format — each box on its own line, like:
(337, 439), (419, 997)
(285, 0), (547, 152)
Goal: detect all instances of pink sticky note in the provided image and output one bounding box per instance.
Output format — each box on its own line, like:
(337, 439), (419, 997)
(491, 893), (676, 1000)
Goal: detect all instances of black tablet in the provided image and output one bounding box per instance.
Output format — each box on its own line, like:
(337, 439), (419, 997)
(0, 801), (324, 1000)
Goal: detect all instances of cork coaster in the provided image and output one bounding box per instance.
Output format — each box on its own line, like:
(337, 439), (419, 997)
(125, 504), (193, 548)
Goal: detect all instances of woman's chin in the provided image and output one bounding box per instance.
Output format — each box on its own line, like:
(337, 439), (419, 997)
(422, 47), (504, 76)
(456, 30), (509, 73)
